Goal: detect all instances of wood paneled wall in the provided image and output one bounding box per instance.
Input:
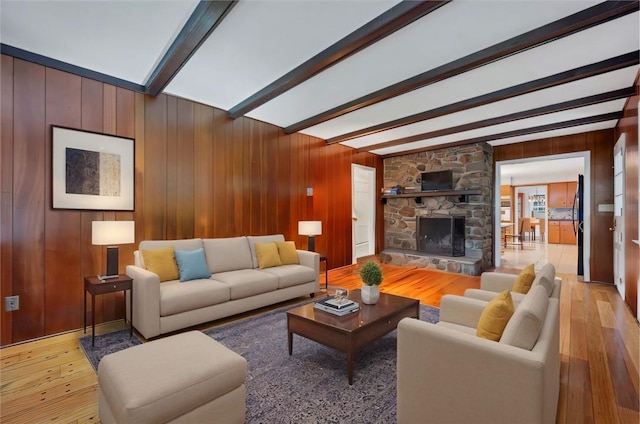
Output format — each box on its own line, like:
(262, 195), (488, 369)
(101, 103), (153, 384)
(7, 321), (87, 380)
(494, 129), (616, 284)
(0, 56), (383, 345)
(614, 72), (639, 317)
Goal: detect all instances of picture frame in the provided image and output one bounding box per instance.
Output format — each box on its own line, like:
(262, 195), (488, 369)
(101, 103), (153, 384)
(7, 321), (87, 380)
(52, 126), (134, 211)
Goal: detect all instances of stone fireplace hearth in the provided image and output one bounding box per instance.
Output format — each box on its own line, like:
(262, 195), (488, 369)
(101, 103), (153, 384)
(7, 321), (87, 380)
(380, 143), (493, 276)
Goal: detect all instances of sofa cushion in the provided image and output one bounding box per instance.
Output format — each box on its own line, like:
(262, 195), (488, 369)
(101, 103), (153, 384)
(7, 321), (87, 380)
(247, 235), (285, 268)
(512, 263), (535, 294)
(532, 263), (555, 297)
(174, 248), (211, 282)
(276, 241), (299, 265)
(500, 285), (549, 350)
(476, 290), (514, 341)
(261, 264), (316, 289)
(255, 242), (282, 269)
(141, 246), (179, 282)
(202, 237), (253, 273)
(159, 279), (230, 316)
(138, 239), (204, 268)
(211, 269), (279, 300)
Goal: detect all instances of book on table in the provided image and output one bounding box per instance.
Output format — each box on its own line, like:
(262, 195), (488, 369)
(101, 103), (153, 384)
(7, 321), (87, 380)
(314, 301), (359, 316)
(318, 297), (355, 309)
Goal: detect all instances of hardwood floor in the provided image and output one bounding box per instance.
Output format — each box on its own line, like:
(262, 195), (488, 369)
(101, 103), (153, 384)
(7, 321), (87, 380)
(1, 263), (638, 423)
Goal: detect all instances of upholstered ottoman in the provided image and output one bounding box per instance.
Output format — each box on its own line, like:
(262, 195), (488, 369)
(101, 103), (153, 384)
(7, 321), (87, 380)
(98, 330), (247, 424)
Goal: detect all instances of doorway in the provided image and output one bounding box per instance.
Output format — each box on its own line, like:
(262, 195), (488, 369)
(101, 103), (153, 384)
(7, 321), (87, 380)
(351, 164), (376, 264)
(495, 152), (590, 281)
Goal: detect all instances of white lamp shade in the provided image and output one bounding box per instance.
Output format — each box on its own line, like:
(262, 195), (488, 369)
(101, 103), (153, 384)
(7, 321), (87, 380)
(92, 221), (135, 245)
(298, 221), (322, 236)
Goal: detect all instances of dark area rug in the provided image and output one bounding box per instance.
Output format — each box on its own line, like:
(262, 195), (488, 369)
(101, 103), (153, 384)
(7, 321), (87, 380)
(80, 302), (439, 423)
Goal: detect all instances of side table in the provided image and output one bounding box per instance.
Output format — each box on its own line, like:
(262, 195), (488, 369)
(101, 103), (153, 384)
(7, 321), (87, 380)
(319, 255), (328, 290)
(84, 274), (133, 347)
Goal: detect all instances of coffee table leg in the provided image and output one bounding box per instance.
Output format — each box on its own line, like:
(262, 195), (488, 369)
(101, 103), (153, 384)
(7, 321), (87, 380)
(288, 331), (293, 355)
(347, 351), (354, 385)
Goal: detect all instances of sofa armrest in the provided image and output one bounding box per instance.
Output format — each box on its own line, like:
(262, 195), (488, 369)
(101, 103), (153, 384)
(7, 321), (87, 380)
(397, 318), (547, 424)
(438, 295), (489, 328)
(480, 272), (517, 292)
(126, 265), (161, 339)
(297, 250), (320, 287)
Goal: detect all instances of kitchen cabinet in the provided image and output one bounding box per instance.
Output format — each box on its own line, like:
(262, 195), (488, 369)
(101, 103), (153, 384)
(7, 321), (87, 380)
(548, 221), (560, 244)
(548, 221), (577, 245)
(548, 182), (577, 208)
(560, 221), (577, 245)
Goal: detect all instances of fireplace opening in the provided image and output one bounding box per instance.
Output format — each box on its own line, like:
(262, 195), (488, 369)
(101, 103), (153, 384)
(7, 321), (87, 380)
(417, 216), (465, 257)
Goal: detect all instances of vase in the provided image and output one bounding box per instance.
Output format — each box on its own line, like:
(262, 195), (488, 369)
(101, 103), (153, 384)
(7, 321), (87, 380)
(361, 285), (380, 305)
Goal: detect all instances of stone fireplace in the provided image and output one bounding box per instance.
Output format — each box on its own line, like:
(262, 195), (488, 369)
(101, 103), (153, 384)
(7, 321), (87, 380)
(380, 143), (493, 276)
(417, 216), (465, 257)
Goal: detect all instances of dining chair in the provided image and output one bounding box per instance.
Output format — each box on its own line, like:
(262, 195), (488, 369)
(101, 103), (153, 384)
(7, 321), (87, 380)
(504, 219), (525, 249)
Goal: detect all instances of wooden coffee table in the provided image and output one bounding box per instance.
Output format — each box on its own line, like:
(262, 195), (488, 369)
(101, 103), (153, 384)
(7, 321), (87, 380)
(286, 289), (419, 385)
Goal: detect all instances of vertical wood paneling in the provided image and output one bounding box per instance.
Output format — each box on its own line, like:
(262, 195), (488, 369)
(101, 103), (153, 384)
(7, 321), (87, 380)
(165, 96), (178, 240)
(79, 78), (104, 326)
(143, 95), (168, 240)
(44, 68), (82, 334)
(1, 55), (14, 345)
(0, 55), (385, 344)
(12, 59), (46, 342)
(176, 99), (194, 239)
(193, 103), (214, 238)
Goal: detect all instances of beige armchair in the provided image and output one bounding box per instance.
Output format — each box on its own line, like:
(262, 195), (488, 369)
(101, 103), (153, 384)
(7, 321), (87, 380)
(397, 286), (560, 424)
(464, 263), (560, 305)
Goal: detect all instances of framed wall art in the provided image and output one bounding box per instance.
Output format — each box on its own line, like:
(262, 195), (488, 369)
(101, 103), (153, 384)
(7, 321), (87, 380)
(52, 126), (134, 211)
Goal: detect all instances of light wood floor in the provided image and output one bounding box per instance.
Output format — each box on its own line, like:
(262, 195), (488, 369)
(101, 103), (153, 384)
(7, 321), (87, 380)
(1, 263), (638, 423)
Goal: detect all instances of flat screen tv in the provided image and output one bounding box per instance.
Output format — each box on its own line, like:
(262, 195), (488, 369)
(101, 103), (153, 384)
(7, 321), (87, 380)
(421, 170), (453, 191)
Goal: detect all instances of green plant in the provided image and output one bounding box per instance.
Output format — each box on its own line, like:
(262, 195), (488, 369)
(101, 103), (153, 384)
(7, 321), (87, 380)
(359, 261), (383, 286)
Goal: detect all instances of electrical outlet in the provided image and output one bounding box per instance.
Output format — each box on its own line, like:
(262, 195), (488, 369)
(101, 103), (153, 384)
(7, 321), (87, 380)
(5, 295), (19, 312)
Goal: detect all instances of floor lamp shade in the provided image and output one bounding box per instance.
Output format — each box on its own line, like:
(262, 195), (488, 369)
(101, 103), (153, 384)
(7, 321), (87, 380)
(298, 221), (322, 252)
(92, 221), (135, 279)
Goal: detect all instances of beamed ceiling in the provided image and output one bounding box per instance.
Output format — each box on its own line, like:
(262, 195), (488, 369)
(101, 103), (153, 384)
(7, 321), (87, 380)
(1, 0), (638, 157)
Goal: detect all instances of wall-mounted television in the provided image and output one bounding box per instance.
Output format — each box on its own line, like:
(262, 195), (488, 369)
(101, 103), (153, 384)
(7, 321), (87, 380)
(421, 170), (453, 191)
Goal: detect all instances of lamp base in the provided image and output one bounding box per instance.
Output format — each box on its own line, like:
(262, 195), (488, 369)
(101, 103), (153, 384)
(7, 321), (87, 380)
(308, 236), (315, 252)
(103, 246), (120, 279)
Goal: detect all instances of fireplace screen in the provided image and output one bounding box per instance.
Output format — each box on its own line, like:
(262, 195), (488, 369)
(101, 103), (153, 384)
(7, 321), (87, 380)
(417, 216), (465, 257)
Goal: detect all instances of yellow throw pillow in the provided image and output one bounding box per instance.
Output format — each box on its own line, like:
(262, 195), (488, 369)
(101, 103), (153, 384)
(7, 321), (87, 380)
(477, 290), (515, 341)
(255, 242), (282, 269)
(141, 246), (179, 282)
(276, 241), (299, 265)
(512, 263), (536, 294)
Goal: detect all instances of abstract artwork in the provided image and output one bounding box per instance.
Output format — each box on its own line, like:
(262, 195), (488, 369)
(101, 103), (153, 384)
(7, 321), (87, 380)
(52, 126), (134, 210)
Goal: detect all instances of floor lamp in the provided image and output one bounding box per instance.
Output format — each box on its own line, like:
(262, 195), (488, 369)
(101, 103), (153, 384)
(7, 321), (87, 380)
(92, 221), (135, 280)
(298, 221), (322, 252)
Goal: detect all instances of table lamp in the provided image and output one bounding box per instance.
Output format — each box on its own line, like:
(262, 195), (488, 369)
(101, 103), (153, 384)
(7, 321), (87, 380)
(92, 221), (135, 280)
(298, 221), (322, 252)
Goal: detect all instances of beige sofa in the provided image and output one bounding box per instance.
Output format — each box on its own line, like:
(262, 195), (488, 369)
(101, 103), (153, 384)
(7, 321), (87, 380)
(464, 263), (561, 303)
(126, 235), (319, 339)
(397, 285), (560, 424)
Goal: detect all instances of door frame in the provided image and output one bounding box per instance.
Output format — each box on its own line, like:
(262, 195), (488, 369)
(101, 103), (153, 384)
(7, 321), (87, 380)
(495, 151), (591, 281)
(351, 164), (376, 264)
(613, 134), (625, 299)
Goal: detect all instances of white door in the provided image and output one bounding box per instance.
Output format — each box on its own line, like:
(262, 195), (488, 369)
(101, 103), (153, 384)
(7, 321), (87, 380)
(352, 165), (376, 263)
(613, 134), (625, 299)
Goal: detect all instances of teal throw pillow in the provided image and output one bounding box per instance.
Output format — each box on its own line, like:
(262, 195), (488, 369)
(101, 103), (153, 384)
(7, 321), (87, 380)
(174, 248), (211, 282)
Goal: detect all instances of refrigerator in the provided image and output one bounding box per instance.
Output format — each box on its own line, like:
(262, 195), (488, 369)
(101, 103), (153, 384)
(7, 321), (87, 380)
(573, 175), (584, 276)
